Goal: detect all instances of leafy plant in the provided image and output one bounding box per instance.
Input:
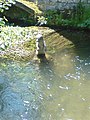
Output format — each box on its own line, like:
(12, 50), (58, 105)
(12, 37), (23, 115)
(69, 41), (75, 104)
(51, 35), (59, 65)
(0, 0), (16, 26)
(36, 16), (47, 26)
(78, 18), (90, 28)
(74, 1), (85, 22)
(0, 0), (16, 12)
(0, 18), (5, 26)
(0, 26), (36, 51)
(43, 1), (90, 29)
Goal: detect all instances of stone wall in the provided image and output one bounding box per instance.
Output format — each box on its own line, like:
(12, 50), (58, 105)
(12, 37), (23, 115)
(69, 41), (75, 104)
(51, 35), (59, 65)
(31, 0), (90, 10)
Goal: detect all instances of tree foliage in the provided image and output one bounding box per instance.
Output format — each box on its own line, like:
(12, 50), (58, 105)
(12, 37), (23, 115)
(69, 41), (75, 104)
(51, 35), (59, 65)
(0, 0), (16, 26)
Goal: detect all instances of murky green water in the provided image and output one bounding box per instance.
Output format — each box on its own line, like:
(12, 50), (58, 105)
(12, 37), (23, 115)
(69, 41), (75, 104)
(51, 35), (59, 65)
(0, 47), (90, 120)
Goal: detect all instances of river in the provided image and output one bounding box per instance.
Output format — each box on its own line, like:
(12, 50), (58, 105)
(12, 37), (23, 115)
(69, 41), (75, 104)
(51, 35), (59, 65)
(0, 33), (90, 120)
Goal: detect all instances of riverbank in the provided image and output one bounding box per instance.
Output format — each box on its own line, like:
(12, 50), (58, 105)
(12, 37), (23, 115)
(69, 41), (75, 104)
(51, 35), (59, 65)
(0, 26), (54, 61)
(0, 26), (90, 61)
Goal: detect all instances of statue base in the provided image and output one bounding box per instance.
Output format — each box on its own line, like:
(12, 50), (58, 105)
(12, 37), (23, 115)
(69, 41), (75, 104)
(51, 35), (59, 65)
(37, 54), (45, 58)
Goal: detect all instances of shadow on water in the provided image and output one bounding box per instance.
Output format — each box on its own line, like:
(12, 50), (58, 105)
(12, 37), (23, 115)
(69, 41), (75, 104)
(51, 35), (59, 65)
(54, 29), (90, 57)
(36, 56), (69, 120)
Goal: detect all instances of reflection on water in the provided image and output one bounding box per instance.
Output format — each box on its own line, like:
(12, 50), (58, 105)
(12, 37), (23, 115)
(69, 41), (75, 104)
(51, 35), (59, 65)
(0, 47), (90, 120)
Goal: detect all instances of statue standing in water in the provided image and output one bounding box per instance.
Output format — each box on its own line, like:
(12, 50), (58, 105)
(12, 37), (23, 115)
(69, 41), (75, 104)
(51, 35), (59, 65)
(36, 33), (46, 58)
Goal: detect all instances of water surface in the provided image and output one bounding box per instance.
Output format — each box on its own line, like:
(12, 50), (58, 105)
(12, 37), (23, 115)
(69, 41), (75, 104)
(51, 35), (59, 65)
(0, 47), (90, 120)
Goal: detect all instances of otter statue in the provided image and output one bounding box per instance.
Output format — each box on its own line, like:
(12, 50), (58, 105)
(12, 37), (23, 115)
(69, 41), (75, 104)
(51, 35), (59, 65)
(36, 33), (46, 58)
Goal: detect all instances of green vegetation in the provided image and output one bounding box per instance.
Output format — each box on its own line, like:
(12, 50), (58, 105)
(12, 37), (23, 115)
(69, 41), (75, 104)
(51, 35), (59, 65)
(1, 0), (90, 28)
(0, 26), (38, 61)
(0, 0), (16, 13)
(0, 26), (36, 50)
(0, 0), (16, 26)
(44, 2), (90, 28)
